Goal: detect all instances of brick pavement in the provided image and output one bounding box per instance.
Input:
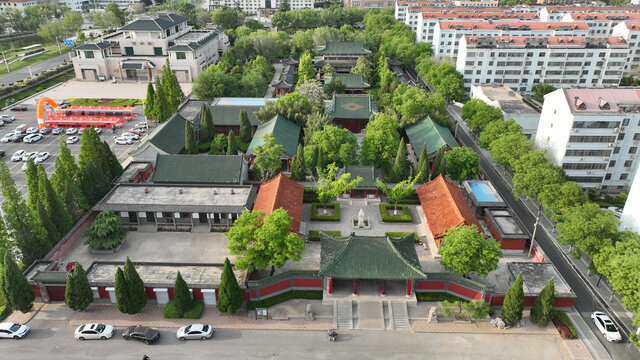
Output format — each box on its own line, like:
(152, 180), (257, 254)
(4, 302), (44, 324)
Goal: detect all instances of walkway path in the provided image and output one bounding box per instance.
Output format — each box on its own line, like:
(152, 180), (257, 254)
(264, 62), (284, 98)
(0, 52), (72, 85)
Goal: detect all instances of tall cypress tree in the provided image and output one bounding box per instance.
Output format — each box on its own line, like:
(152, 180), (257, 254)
(0, 160), (48, 265)
(217, 257), (243, 314)
(416, 144), (429, 183)
(239, 109), (252, 143)
(144, 82), (155, 121)
(185, 122), (198, 154)
(200, 103), (215, 143)
(78, 127), (104, 171)
(391, 138), (408, 182)
(65, 262), (93, 311)
(173, 271), (193, 317)
(123, 257), (147, 314)
(57, 136), (79, 179)
(227, 131), (238, 155)
(502, 272), (524, 326)
(153, 76), (170, 123)
(25, 159), (39, 215)
(431, 147), (445, 180)
(114, 267), (131, 314)
(290, 144), (306, 181)
(77, 162), (110, 206)
(38, 165), (73, 236)
(99, 140), (123, 180)
(1, 252), (35, 313)
(530, 277), (555, 325)
(51, 152), (88, 217)
(308, 145), (319, 178)
(316, 146), (324, 174)
(36, 199), (60, 248)
(161, 59), (184, 112)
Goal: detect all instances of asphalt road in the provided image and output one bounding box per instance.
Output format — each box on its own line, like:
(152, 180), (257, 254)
(0, 101), (147, 198)
(0, 322), (572, 360)
(0, 52), (73, 86)
(448, 105), (640, 360)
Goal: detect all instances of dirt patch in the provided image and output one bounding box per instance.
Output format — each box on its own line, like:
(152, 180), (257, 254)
(386, 209), (405, 217)
(316, 207), (335, 216)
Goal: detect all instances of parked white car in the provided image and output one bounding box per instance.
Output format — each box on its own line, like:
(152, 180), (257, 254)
(0, 322), (29, 339)
(176, 324), (213, 341)
(114, 137), (133, 145)
(34, 152), (50, 164)
(21, 152), (37, 161)
(74, 323), (115, 340)
(0, 114), (16, 122)
(23, 134), (43, 143)
(1, 133), (14, 143)
(65, 128), (78, 135)
(121, 132), (139, 140)
(67, 136), (80, 144)
(591, 312), (622, 342)
(95, 128), (102, 135)
(52, 127), (64, 135)
(26, 127), (37, 134)
(10, 150), (25, 161)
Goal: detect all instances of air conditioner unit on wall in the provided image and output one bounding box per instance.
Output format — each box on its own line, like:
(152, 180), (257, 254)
(609, 143), (614, 147)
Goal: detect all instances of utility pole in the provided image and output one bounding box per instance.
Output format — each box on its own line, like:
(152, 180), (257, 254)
(528, 204), (543, 258)
(1, 51), (9, 74)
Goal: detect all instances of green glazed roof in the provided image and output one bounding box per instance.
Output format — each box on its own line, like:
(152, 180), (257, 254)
(246, 114), (300, 158)
(317, 42), (371, 55)
(324, 73), (370, 89)
(146, 113), (188, 154)
(344, 165), (380, 189)
(320, 233), (427, 280)
(208, 99), (270, 127)
(406, 116), (458, 159)
(324, 94), (376, 120)
(152, 154), (244, 184)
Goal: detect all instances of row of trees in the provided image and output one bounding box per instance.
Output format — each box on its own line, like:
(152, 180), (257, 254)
(272, 6), (366, 31)
(192, 55), (274, 99)
(144, 59), (185, 123)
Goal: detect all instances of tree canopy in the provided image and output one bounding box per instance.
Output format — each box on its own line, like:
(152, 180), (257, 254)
(439, 225), (502, 278)
(310, 125), (358, 168)
(444, 147), (479, 182)
(252, 134), (284, 181)
(315, 163), (362, 207)
(360, 113), (400, 169)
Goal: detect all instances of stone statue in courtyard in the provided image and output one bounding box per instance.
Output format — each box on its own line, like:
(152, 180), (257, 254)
(305, 304), (314, 321)
(357, 208), (365, 228)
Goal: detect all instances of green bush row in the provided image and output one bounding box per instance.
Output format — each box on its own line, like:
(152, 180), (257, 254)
(0, 305), (12, 322)
(197, 141), (211, 153)
(397, 198), (421, 205)
(553, 310), (577, 338)
(247, 290), (323, 310)
(310, 203), (340, 222)
(308, 230), (341, 241)
(379, 204), (413, 223)
(163, 300), (204, 319)
(416, 292), (469, 303)
(385, 232), (420, 243)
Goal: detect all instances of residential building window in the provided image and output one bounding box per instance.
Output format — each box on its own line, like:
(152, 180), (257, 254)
(605, 173), (612, 180)
(84, 51), (94, 59)
(630, 147), (638, 154)
(634, 133), (640, 140)
(618, 133), (625, 140)
(176, 52), (186, 60)
(125, 47), (134, 56)
(620, 173), (629, 180)
(609, 160), (616, 167)
(613, 147), (620, 154)
(153, 47), (163, 56)
(625, 160), (633, 167)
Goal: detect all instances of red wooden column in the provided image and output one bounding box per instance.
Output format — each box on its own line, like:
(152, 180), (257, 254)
(353, 279), (357, 295)
(407, 280), (412, 296)
(381, 279), (386, 295)
(328, 277), (333, 295)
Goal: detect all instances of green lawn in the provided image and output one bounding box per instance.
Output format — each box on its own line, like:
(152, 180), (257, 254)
(0, 70), (72, 105)
(0, 45), (73, 77)
(68, 98), (142, 106)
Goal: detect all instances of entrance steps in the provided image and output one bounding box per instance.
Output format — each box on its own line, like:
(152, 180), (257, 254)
(334, 300), (353, 330)
(389, 301), (410, 330)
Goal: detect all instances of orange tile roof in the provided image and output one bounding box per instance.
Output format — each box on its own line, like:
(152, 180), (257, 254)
(438, 21), (589, 30)
(417, 175), (481, 241)
(464, 35), (627, 47)
(408, 6), (506, 13)
(568, 12), (640, 20)
(253, 173), (304, 234)
(545, 5), (640, 13)
(623, 21), (640, 30)
(422, 12), (538, 20)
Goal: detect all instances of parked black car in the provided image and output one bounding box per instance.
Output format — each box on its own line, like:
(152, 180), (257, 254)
(0, 150), (5, 157)
(12, 134), (26, 142)
(122, 326), (160, 345)
(10, 105), (27, 111)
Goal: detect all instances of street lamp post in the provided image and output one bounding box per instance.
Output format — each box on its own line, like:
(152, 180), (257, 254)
(1, 51), (9, 74)
(55, 36), (61, 55)
(528, 204), (543, 258)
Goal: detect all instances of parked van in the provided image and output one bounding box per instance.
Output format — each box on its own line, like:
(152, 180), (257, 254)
(14, 124), (28, 135)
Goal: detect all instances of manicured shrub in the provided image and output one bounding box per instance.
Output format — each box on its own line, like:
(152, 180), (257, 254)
(184, 301), (204, 319)
(247, 290), (322, 310)
(379, 204), (412, 223)
(310, 203), (341, 221)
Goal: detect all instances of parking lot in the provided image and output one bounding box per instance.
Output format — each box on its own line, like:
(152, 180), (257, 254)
(0, 102), (150, 196)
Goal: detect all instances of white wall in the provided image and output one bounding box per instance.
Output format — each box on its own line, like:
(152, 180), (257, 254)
(621, 165), (640, 232)
(535, 89), (574, 165)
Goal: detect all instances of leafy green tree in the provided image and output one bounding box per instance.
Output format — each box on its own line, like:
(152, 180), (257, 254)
(425, 92), (448, 126)
(255, 93), (313, 127)
(479, 118), (523, 149)
(217, 257), (243, 314)
(324, 77), (345, 97)
(439, 225), (502, 278)
(555, 203), (619, 257)
(502, 273), (524, 326)
(512, 151), (564, 200)
(311, 125), (358, 168)
(144, 82), (155, 121)
(173, 271), (193, 317)
(209, 134), (227, 154)
(296, 80), (326, 108)
(152, 77), (170, 123)
(416, 144), (429, 183)
(253, 134), (283, 181)
(78, 127), (103, 171)
(532, 83), (556, 102)
(65, 262), (93, 311)
(123, 257), (146, 314)
(105, 2), (125, 26)
(350, 57), (371, 80)
(200, 103), (215, 143)
(1, 252), (35, 313)
(489, 133), (531, 168)
(37, 19), (63, 43)
(391, 138), (409, 182)
(227, 131), (238, 155)
(38, 165), (73, 236)
(51, 140), (87, 217)
(376, 176), (418, 213)
(298, 51), (315, 83)
(392, 84), (428, 127)
(360, 114), (400, 169)
(321, 63), (334, 77)
(424, 63), (464, 102)
(83, 210), (126, 250)
(99, 140), (123, 180)
(226, 209), (305, 274)
(36, 199), (59, 248)
(445, 147), (479, 182)
(0, 160), (47, 266)
(289, 144), (306, 181)
(463, 300), (492, 321)
(114, 267), (131, 314)
(530, 278), (555, 325)
(77, 162), (110, 206)
(315, 163), (362, 211)
(461, 99), (504, 135)
(538, 182), (586, 216)
(62, 10), (83, 33)
(239, 109), (252, 143)
(431, 147), (446, 180)
(303, 112), (332, 145)
(211, 7), (241, 29)
(185, 122), (198, 154)
(160, 59), (185, 112)
(25, 159), (39, 215)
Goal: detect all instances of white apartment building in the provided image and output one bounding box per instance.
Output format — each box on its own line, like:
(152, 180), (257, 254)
(620, 165), (640, 232)
(562, 12), (640, 35)
(471, 84), (541, 139)
(92, 0), (139, 9)
(58, 0), (90, 11)
(612, 21), (640, 71)
(72, 13), (229, 82)
(433, 21), (589, 58)
(395, 1), (447, 23)
(208, 0), (313, 14)
(456, 36), (628, 93)
(415, 11), (539, 43)
(0, 0), (41, 12)
(539, 5), (640, 21)
(536, 88), (640, 193)
(453, 0), (497, 6)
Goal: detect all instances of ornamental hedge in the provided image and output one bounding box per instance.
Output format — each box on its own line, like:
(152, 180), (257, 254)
(379, 204), (413, 223)
(310, 203), (340, 222)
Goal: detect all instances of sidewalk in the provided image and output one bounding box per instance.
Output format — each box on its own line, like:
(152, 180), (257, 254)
(568, 309), (612, 360)
(264, 63), (284, 98)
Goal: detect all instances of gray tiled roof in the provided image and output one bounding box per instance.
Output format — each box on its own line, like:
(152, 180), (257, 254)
(120, 13), (189, 31)
(74, 42), (113, 50)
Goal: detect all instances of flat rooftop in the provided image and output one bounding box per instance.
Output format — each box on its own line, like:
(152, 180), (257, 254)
(119, 162), (151, 183)
(214, 97), (274, 107)
(488, 209), (528, 238)
(463, 180), (506, 206)
(508, 262), (575, 298)
(475, 84), (539, 115)
(86, 262), (247, 288)
(96, 184), (255, 213)
(175, 30), (210, 41)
